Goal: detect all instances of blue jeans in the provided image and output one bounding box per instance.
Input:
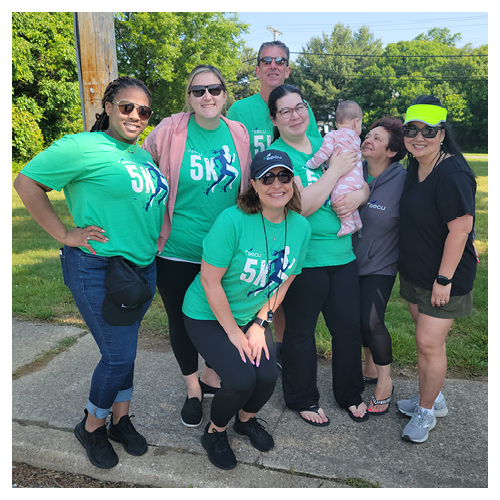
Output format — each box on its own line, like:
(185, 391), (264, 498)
(60, 246), (156, 419)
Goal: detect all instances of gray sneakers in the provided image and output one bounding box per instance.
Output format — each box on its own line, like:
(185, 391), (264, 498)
(397, 393), (448, 418)
(402, 406), (437, 443)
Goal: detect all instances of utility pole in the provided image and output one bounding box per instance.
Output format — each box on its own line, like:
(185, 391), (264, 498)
(74, 12), (118, 132)
(267, 26), (283, 41)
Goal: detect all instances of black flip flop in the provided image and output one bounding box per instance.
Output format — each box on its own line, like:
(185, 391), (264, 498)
(297, 405), (330, 427)
(346, 406), (369, 422)
(363, 376), (378, 384)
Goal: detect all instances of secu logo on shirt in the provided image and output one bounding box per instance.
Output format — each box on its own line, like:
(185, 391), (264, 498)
(367, 200), (386, 211)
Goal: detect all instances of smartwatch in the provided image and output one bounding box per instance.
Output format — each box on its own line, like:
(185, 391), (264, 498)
(436, 275), (452, 286)
(253, 317), (269, 330)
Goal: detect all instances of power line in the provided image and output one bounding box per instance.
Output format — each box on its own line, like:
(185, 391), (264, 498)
(291, 52), (488, 58)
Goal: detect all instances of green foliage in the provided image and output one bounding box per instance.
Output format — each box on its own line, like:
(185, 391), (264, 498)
(226, 45), (260, 108)
(12, 106), (44, 164)
(114, 12), (249, 123)
(288, 23), (383, 124)
(292, 25), (487, 151)
(12, 12), (83, 162)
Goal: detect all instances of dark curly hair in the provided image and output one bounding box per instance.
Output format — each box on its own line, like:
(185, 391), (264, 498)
(369, 116), (407, 163)
(90, 76), (152, 132)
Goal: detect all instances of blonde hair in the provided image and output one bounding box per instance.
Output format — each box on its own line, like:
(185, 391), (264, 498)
(184, 64), (227, 112)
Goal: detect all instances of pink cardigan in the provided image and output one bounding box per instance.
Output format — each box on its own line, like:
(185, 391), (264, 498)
(143, 112), (251, 252)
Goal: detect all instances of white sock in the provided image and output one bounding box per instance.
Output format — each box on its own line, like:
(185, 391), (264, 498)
(435, 391), (442, 402)
(419, 405), (434, 416)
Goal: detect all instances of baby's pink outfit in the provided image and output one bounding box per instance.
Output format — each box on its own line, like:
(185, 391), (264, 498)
(306, 128), (363, 236)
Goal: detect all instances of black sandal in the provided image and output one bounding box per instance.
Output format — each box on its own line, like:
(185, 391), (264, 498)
(346, 406), (369, 422)
(367, 386), (394, 416)
(297, 405), (330, 427)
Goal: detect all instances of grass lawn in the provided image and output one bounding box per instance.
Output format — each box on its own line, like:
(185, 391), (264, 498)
(12, 159), (488, 377)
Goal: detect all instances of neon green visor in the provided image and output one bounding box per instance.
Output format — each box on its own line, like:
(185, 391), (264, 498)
(403, 104), (447, 126)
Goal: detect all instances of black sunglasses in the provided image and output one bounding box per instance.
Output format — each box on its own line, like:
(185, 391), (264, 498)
(403, 125), (444, 139)
(112, 100), (152, 120)
(189, 84), (225, 98)
(258, 56), (288, 66)
(258, 170), (293, 185)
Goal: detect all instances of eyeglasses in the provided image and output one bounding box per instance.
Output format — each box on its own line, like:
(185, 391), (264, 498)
(189, 84), (225, 98)
(277, 102), (308, 119)
(403, 125), (444, 139)
(112, 100), (152, 120)
(258, 56), (288, 66)
(258, 170), (293, 185)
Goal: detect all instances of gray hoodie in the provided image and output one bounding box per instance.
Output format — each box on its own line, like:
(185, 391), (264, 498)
(352, 160), (406, 276)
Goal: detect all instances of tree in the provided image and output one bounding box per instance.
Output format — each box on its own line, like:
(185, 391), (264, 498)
(289, 23), (383, 125)
(12, 12), (83, 162)
(336, 29), (487, 150)
(225, 45), (260, 109)
(114, 12), (249, 123)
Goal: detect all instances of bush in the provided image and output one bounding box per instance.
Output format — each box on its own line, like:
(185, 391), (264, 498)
(12, 105), (44, 164)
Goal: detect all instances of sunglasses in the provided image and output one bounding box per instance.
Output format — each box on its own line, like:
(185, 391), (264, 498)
(403, 125), (444, 139)
(258, 56), (288, 66)
(258, 170), (293, 185)
(189, 84), (225, 98)
(112, 100), (152, 120)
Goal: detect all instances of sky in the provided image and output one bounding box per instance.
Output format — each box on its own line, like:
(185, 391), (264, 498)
(236, 11), (488, 61)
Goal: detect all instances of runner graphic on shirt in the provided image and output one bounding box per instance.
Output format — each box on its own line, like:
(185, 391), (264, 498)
(143, 162), (169, 211)
(206, 145), (238, 194)
(247, 247), (295, 297)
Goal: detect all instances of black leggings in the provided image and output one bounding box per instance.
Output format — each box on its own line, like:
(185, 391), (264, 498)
(156, 257), (208, 376)
(183, 316), (278, 428)
(359, 274), (396, 366)
(281, 260), (364, 410)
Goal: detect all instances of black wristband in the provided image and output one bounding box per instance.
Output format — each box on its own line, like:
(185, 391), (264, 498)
(436, 275), (452, 286)
(253, 317), (269, 330)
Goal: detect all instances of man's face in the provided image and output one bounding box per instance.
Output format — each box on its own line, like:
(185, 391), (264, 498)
(255, 46), (291, 91)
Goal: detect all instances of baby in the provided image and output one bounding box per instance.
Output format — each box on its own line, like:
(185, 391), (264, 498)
(306, 100), (364, 237)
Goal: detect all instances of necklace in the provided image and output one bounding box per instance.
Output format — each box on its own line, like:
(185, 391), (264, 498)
(260, 210), (287, 323)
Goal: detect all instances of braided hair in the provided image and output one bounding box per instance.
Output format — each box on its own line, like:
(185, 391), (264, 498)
(90, 76), (152, 132)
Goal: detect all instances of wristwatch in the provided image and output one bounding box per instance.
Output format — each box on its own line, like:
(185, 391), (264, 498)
(253, 317), (269, 330)
(436, 275), (452, 286)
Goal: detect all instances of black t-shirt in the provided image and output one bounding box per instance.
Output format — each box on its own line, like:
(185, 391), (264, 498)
(398, 155), (477, 295)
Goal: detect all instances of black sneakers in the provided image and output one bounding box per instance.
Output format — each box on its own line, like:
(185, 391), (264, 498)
(181, 396), (203, 427)
(201, 422), (236, 470)
(233, 413), (274, 452)
(74, 410), (118, 469)
(107, 413), (148, 456)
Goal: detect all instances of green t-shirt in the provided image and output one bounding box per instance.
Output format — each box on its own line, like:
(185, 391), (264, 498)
(182, 205), (311, 326)
(20, 132), (167, 267)
(227, 93), (321, 158)
(270, 137), (355, 268)
(161, 116), (241, 263)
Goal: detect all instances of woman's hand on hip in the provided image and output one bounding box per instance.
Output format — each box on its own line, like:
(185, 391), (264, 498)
(63, 226), (108, 255)
(245, 324), (270, 367)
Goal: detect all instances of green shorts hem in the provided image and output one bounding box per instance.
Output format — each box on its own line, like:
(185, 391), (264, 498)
(399, 274), (473, 319)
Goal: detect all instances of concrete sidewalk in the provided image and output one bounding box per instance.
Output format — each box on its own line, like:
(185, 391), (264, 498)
(12, 319), (488, 488)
